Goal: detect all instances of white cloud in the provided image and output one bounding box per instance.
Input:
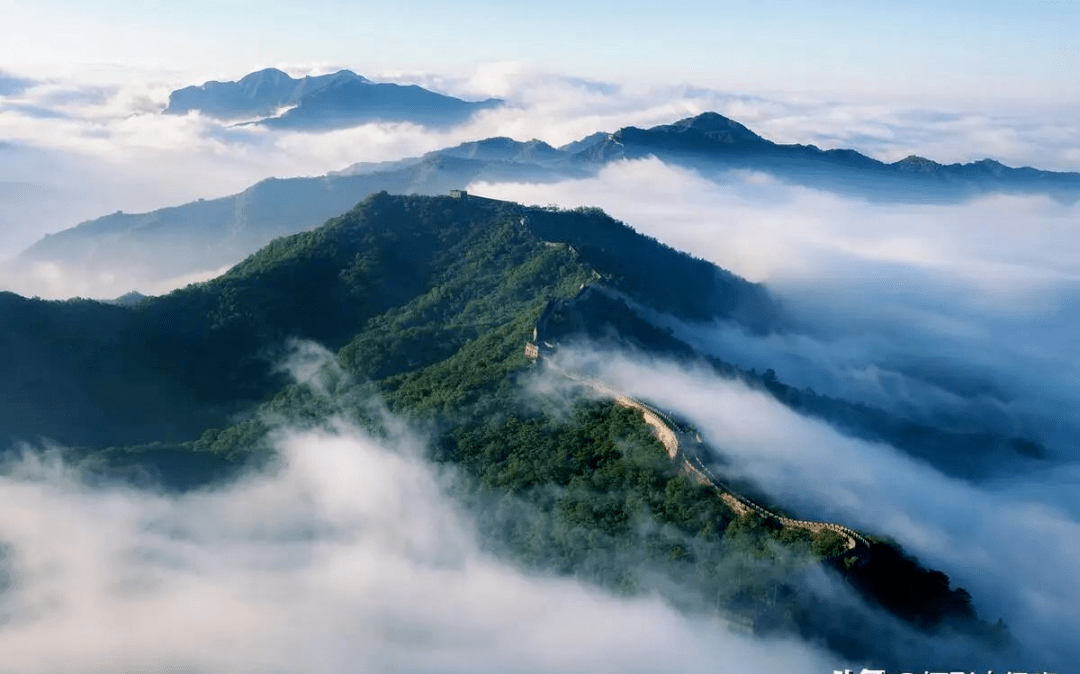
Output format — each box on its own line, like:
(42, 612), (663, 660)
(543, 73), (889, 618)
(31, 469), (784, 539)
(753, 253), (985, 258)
(0, 260), (233, 300)
(0, 417), (838, 674)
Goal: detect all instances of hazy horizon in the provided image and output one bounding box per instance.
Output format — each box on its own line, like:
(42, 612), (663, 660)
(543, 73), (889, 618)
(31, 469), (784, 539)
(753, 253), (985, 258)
(2, 60), (1078, 264)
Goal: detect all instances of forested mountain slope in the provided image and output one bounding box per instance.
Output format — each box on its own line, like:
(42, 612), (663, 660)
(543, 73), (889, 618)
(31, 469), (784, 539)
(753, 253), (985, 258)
(0, 193), (1013, 666)
(1, 193), (771, 449)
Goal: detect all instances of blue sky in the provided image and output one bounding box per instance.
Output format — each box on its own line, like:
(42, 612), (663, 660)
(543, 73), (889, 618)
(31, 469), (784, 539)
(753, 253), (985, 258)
(2, 0), (1077, 105)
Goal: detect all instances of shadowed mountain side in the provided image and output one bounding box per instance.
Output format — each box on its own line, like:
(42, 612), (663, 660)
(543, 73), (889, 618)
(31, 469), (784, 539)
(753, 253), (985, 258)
(165, 67), (502, 130)
(521, 207), (778, 328)
(580, 112), (1080, 202)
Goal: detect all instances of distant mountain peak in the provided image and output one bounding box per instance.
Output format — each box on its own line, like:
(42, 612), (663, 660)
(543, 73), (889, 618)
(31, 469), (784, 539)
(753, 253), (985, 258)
(580, 111), (770, 162)
(669, 112), (765, 143)
(232, 67), (369, 85)
(328, 68), (365, 79)
(677, 111), (737, 129)
(164, 68), (499, 129)
(895, 154), (938, 165)
(317, 69), (372, 87)
(436, 136), (563, 164)
(238, 67), (291, 82)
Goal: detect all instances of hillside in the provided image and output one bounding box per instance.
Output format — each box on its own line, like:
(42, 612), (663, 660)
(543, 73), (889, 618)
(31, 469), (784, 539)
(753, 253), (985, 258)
(0, 192), (1013, 666)
(1, 193), (772, 449)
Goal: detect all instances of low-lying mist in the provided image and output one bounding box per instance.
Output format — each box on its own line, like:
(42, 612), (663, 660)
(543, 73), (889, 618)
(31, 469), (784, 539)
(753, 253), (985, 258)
(0, 411), (841, 674)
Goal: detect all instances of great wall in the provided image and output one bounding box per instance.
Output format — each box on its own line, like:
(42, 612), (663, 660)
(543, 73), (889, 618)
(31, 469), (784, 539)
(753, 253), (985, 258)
(525, 310), (871, 565)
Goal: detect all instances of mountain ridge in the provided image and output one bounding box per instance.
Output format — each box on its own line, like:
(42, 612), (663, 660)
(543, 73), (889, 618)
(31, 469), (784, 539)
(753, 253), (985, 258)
(1, 192), (773, 449)
(11, 111), (1079, 297)
(580, 113), (1080, 198)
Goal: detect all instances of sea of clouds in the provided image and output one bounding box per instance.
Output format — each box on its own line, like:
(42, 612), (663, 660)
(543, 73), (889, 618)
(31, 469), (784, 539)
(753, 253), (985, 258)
(0, 61), (1077, 671)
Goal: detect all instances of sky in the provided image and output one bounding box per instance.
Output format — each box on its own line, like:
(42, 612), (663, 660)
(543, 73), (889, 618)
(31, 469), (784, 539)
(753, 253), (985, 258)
(2, 0), (1078, 106)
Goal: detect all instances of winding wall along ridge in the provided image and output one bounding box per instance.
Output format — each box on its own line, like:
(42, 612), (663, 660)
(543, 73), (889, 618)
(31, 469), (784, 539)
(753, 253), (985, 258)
(534, 352), (869, 561)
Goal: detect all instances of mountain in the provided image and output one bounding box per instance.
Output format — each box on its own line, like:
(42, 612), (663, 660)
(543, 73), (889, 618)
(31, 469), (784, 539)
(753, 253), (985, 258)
(164, 67), (502, 130)
(0, 193), (773, 450)
(164, 68), (369, 119)
(13, 112), (1080, 295)
(556, 130), (609, 154)
(435, 136), (567, 163)
(0, 192), (1012, 664)
(581, 112), (1080, 201)
(260, 78), (503, 130)
(6, 189), (1039, 464)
